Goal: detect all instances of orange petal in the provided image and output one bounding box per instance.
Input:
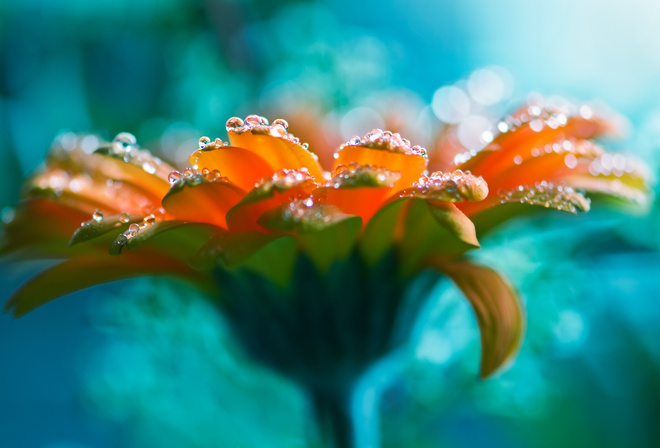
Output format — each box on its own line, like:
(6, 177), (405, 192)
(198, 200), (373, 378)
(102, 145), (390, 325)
(455, 102), (620, 182)
(313, 164), (402, 224)
(333, 130), (428, 192)
(162, 173), (245, 229)
(189, 144), (275, 192)
(226, 169), (318, 232)
(227, 116), (325, 183)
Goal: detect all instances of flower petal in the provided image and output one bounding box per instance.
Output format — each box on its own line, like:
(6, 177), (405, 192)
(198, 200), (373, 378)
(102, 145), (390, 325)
(258, 199), (363, 273)
(227, 119), (324, 183)
(189, 144), (275, 192)
(333, 131), (428, 192)
(1, 199), (89, 259)
(360, 197), (480, 271)
(162, 175), (244, 229)
(455, 102), (620, 182)
(430, 260), (524, 378)
(462, 182), (591, 234)
(4, 254), (212, 317)
(226, 169), (318, 232)
(313, 164), (402, 224)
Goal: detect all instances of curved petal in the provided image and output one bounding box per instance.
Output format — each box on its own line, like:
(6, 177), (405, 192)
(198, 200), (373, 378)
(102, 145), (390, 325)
(227, 120), (325, 183)
(226, 169), (318, 232)
(313, 164), (402, 224)
(5, 254), (213, 317)
(258, 199), (363, 273)
(430, 260), (524, 378)
(162, 176), (244, 229)
(189, 144), (275, 192)
(333, 130), (428, 192)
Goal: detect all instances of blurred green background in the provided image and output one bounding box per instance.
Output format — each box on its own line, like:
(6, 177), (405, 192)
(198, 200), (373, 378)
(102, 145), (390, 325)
(2, 0), (660, 447)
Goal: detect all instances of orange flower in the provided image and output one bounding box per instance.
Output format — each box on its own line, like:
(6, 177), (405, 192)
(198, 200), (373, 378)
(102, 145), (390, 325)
(1, 106), (647, 382)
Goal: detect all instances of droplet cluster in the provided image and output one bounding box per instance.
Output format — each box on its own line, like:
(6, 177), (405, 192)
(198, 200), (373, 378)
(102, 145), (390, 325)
(338, 128), (428, 159)
(403, 170), (489, 202)
(329, 163), (401, 189)
(454, 99), (610, 166)
(107, 132), (164, 177)
(257, 168), (315, 192)
(167, 168), (228, 187)
(587, 152), (647, 179)
(225, 115), (310, 150)
(279, 198), (343, 231)
(500, 181), (590, 214)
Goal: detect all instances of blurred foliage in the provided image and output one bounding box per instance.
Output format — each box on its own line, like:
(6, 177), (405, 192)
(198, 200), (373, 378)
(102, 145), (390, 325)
(2, 0), (660, 447)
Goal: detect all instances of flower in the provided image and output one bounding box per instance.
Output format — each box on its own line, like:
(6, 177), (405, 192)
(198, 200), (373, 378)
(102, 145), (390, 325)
(1, 104), (649, 447)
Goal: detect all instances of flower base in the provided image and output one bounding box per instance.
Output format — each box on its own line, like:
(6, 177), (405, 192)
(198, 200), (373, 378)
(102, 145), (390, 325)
(213, 251), (439, 447)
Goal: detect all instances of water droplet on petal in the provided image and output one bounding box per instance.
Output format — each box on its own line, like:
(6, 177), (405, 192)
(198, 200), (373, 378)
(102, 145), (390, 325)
(272, 118), (289, 131)
(198, 136), (211, 149)
(226, 117), (244, 131)
(92, 209), (104, 222)
(168, 171), (181, 185)
(119, 213), (130, 223)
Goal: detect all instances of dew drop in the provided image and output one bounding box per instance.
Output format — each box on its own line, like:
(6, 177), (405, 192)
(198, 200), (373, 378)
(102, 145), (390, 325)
(198, 136), (211, 149)
(350, 136), (361, 145)
(128, 223), (140, 233)
(226, 117), (244, 131)
(119, 213), (130, 223)
(92, 209), (104, 222)
(113, 132), (137, 147)
(513, 155), (523, 165)
(189, 150), (203, 165)
(183, 168), (194, 179)
(302, 142), (309, 150)
(168, 171), (181, 185)
(272, 118), (289, 130)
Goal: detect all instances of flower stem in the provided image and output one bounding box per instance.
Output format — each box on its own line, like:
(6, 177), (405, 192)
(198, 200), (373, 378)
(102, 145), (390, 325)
(311, 381), (381, 448)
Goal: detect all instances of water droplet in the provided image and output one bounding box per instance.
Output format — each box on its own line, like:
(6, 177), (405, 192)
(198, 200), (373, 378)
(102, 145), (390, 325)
(113, 132), (137, 146)
(128, 223), (140, 233)
(350, 136), (361, 145)
(198, 136), (211, 149)
(302, 142), (309, 150)
(226, 117), (244, 131)
(168, 171), (181, 185)
(189, 150), (203, 165)
(183, 169), (194, 179)
(119, 213), (130, 223)
(92, 209), (104, 222)
(272, 118), (289, 130)
(513, 155), (523, 165)
(143, 214), (156, 225)
(245, 114), (265, 127)
(564, 153), (578, 169)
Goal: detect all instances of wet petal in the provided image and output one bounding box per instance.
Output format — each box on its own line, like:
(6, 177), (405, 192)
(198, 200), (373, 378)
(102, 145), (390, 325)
(333, 129), (428, 192)
(162, 172), (244, 229)
(188, 143), (275, 192)
(258, 198), (362, 272)
(226, 169), (318, 232)
(431, 260), (524, 378)
(313, 164), (402, 224)
(109, 220), (219, 258)
(227, 115), (325, 183)
(454, 101), (622, 181)
(397, 170), (488, 202)
(69, 212), (145, 246)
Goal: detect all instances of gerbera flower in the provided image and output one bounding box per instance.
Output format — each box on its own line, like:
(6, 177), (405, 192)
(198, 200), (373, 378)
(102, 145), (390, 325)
(1, 103), (648, 447)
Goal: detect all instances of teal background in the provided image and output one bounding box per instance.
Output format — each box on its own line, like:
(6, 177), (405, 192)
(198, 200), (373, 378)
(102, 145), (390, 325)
(2, 0), (660, 447)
